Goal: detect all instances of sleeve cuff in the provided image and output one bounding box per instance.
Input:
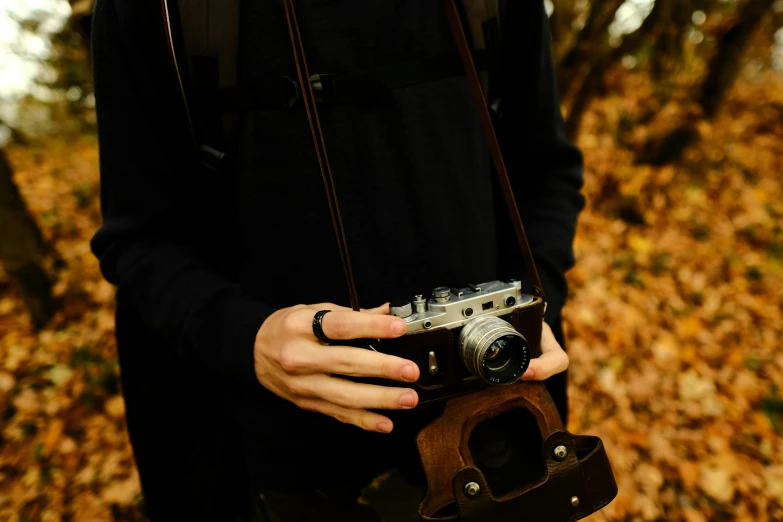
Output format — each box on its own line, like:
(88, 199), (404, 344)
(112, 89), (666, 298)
(183, 291), (274, 388)
(535, 261), (568, 326)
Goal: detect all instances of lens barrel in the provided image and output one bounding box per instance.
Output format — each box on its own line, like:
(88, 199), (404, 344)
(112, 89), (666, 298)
(458, 316), (530, 385)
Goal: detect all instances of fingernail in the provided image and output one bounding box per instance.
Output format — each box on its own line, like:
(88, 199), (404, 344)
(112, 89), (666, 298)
(401, 364), (418, 382)
(390, 319), (406, 336)
(522, 368), (535, 380)
(400, 392), (417, 408)
(377, 421), (392, 433)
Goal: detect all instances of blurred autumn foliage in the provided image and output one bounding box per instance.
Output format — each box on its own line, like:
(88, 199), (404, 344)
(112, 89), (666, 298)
(1, 1), (783, 521)
(569, 70), (783, 521)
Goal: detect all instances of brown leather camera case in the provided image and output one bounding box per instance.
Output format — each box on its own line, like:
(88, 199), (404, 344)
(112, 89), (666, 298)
(416, 382), (618, 521)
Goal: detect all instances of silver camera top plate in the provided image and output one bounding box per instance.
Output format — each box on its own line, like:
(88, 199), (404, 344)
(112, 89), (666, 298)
(396, 280), (534, 333)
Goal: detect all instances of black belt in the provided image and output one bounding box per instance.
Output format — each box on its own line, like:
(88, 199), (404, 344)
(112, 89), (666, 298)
(218, 51), (486, 112)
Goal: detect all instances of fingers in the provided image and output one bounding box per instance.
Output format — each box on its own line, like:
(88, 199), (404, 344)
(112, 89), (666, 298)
(294, 304), (402, 341)
(319, 309), (406, 340)
(279, 307), (404, 341)
(295, 397), (395, 433)
(522, 323), (569, 381)
(290, 374), (419, 412)
(280, 344), (420, 382)
(257, 303), (414, 435)
(522, 351), (569, 381)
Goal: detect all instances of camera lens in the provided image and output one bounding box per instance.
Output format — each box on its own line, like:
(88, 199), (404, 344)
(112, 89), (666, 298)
(458, 316), (530, 385)
(484, 338), (512, 371)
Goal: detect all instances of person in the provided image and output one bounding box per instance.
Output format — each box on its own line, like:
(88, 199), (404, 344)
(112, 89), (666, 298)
(90, 0), (584, 520)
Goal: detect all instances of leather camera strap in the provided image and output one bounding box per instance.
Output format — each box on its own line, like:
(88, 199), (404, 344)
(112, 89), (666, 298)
(282, 0), (545, 308)
(282, 0), (361, 311)
(443, 0), (544, 301)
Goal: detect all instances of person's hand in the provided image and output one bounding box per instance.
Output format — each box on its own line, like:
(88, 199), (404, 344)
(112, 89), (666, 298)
(521, 321), (569, 381)
(254, 303), (420, 434)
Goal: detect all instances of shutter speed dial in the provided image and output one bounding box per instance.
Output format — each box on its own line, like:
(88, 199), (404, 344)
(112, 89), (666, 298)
(390, 300), (413, 319)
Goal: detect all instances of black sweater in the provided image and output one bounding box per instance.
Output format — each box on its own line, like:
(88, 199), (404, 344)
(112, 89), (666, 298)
(91, 0), (584, 519)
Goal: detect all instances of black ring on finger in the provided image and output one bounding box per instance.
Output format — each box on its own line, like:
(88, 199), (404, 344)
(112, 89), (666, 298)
(312, 310), (333, 344)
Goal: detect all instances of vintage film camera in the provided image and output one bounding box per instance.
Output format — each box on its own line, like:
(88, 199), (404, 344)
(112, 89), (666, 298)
(373, 280), (545, 404)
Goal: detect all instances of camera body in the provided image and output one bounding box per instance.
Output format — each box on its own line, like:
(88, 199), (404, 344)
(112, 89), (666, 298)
(372, 280), (545, 404)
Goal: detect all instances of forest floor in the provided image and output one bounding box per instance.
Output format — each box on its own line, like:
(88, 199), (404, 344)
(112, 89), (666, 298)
(1, 71), (782, 521)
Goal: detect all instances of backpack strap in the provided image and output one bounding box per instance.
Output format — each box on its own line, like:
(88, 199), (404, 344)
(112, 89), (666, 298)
(161, 0), (241, 172)
(163, 0), (506, 171)
(459, 0), (506, 117)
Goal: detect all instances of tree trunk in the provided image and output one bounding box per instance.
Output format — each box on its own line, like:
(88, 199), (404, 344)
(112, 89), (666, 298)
(564, 0), (669, 140)
(69, 0), (94, 67)
(557, 0), (625, 97)
(549, 0), (577, 63)
(650, 0), (691, 84)
(0, 119), (29, 146)
(699, 0), (771, 117)
(0, 149), (58, 329)
(637, 0), (775, 165)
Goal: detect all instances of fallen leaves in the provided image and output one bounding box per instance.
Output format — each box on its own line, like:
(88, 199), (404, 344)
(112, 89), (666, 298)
(764, 466), (783, 506)
(0, 136), (145, 521)
(700, 465), (734, 503)
(100, 470), (140, 506)
(571, 71), (783, 521)
(43, 419), (65, 455)
(0, 372), (15, 394)
(104, 395), (125, 419)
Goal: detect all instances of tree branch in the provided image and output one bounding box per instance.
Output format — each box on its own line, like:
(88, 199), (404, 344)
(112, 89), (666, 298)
(564, 0), (669, 140)
(0, 118), (30, 146)
(699, 0), (772, 117)
(637, 0), (775, 165)
(557, 0), (625, 97)
(0, 148), (58, 328)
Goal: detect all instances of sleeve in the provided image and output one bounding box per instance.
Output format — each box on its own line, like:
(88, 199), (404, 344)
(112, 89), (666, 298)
(90, 0), (274, 385)
(495, 0), (585, 325)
